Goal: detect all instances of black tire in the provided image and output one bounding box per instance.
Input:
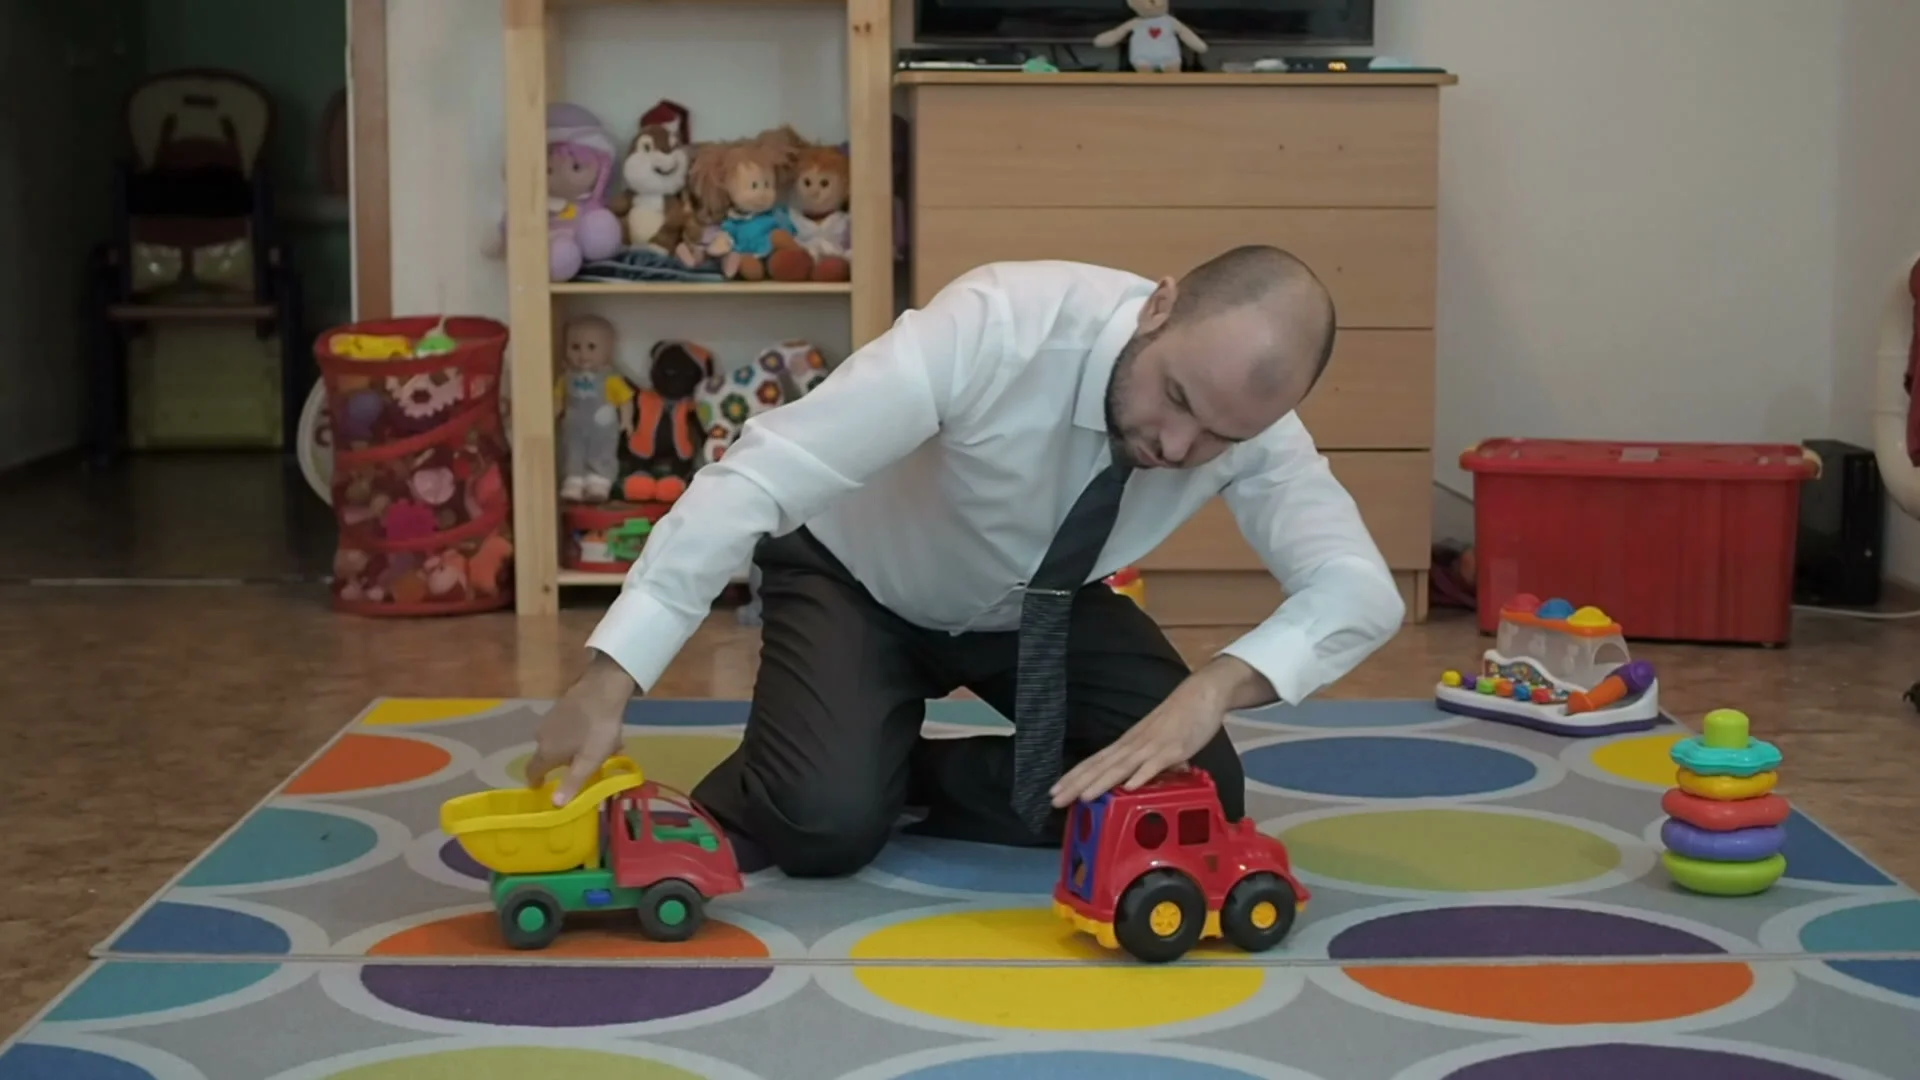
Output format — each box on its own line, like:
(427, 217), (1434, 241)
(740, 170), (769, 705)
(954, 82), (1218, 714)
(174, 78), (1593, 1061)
(1113, 869), (1207, 964)
(636, 878), (706, 942)
(498, 885), (564, 950)
(1221, 872), (1299, 953)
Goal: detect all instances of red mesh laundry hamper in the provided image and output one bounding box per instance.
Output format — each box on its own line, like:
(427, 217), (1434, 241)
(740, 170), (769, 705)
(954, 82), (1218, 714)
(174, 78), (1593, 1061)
(315, 316), (515, 615)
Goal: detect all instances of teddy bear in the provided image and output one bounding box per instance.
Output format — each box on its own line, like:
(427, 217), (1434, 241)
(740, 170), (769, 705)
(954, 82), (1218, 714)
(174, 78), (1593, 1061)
(1093, 0), (1207, 72)
(619, 340), (708, 503)
(676, 127), (811, 282)
(781, 145), (852, 282)
(613, 100), (697, 254)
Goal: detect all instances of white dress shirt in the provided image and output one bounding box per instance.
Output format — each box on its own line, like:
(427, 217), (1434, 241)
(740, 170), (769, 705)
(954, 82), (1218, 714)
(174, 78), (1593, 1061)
(588, 260), (1406, 706)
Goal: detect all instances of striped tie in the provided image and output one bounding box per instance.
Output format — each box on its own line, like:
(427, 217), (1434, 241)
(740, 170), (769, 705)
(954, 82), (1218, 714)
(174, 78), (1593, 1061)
(1010, 456), (1134, 835)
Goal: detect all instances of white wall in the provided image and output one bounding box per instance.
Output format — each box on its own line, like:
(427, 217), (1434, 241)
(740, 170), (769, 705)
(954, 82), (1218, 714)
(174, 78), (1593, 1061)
(386, 0), (1920, 581)
(1828, 0), (1920, 585)
(386, 0), (852, 389)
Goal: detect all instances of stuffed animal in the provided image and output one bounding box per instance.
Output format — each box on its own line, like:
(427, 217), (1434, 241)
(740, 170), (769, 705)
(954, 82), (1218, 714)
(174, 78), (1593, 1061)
(620, 341), (708, 503)
(615, 100), (697, 254)
(554, 314), (633, 503)
(694, 340), (827, 468)
(1093, 0), (1206, 72)
(782, 145), (851, 282)
(543, 103), (625, 280)
(677, 127), (810, 281)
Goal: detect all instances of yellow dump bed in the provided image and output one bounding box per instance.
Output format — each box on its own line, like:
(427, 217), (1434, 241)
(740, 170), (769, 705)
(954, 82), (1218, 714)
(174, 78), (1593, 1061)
(440, 757), (645, 875)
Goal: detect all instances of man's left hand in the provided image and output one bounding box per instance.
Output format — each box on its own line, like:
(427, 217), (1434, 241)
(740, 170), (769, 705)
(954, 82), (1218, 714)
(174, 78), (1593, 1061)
(1049, 673), (1230, 807)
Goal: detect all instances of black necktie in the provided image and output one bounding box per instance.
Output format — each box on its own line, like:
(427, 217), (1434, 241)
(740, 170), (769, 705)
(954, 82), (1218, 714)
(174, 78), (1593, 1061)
(1010, 456), (1133, 835)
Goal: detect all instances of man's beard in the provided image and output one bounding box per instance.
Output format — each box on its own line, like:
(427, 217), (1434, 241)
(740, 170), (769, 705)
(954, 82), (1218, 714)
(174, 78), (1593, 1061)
(1104, 332), (1150, 467)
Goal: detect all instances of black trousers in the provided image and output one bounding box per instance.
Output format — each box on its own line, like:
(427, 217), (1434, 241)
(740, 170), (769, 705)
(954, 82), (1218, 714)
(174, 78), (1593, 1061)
(690, 527), (1247, 877)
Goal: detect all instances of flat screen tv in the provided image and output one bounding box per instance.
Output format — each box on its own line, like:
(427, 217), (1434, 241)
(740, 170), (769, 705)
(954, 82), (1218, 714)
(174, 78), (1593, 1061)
(914, 0), (1374, 46)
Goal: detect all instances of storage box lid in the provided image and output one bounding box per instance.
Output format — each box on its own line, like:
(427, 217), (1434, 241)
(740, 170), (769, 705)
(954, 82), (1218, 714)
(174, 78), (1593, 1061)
(1461, 438), (1820, 481)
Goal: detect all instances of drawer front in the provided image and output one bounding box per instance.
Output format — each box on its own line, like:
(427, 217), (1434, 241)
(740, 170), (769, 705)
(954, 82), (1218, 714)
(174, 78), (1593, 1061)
(1137, 450), (1433, 572)
(1295, 331), (1434, 450)
(914, 84), (1440, 209)
(912, 207), (1436, 328)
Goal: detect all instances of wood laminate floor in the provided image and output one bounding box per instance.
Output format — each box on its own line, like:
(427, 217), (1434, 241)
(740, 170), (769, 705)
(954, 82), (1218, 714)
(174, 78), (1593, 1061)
(1, 454), (1917, 1039)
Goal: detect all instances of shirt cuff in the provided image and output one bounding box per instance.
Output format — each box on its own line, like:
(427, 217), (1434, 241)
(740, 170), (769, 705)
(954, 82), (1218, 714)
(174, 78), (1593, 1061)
(584, 584), (707, 694)
(1216, 622), (1318, 706)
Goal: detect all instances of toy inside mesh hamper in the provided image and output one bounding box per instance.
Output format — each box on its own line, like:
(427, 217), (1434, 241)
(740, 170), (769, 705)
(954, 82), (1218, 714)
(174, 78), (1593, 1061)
(315, 317), (515, 615)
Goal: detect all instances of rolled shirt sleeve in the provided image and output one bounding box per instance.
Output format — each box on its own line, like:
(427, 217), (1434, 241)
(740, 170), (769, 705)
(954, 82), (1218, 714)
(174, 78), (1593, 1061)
(1213, 413), (1407, 705)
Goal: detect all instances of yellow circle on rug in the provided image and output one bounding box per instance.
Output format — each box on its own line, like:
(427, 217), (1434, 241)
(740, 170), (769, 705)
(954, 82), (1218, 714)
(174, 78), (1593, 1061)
(1676, 768), (1777, 800)
(1277, 809), (1622, 891)
(317, 1046), (702, 1079)
(1587, 732), (1684, 787)
(359, 698), (502, 727)
(506, 733), (739, 794)
(848, 908), (1262, 1030)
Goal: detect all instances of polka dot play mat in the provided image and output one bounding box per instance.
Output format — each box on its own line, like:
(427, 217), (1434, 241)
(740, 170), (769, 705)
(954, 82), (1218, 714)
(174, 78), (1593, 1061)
(5, 698), (1920, 1079)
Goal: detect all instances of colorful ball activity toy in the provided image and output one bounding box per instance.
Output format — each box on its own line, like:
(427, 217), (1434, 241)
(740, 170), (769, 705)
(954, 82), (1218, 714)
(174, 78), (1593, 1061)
(1434, 594), (1663, 737)
(1658, 709), (1789, 896)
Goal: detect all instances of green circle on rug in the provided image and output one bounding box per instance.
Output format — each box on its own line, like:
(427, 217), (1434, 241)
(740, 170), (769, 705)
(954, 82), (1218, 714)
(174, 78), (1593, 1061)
(1275, 808), (1622, 891)
(506, 733), (738, 794)
(317, 1046), (705, 1079)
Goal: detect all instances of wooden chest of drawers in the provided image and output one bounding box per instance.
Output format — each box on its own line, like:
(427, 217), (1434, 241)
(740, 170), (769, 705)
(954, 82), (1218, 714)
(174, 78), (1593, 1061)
(901, 72), (1455, 625)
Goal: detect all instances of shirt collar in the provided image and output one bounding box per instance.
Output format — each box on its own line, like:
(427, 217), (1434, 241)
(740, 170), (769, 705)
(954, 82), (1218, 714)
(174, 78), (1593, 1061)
(1074, 295), (1145, 433)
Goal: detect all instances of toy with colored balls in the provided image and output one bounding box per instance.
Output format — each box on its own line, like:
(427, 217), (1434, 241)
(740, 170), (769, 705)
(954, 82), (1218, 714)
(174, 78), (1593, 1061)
(1658, 709), (1788, 896)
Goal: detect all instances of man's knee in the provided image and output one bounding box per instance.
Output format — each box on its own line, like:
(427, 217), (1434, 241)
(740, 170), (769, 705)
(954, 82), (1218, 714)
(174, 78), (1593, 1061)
(1192, 731), (1246, 820)
(742, 768), (895, 877)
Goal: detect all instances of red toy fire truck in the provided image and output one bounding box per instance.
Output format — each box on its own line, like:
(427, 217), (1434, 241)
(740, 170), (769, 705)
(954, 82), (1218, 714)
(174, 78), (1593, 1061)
(1052, 768), (1308, 963)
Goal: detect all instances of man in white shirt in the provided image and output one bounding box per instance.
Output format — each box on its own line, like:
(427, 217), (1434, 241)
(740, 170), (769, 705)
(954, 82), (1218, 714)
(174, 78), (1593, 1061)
(528, 246), (1406, 876)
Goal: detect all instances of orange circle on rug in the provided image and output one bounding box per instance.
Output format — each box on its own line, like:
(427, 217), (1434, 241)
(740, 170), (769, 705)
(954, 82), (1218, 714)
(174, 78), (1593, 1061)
(285, 733), (452, 795)
(366, 910), (770, 959)
(1343, 961), (1754, 1024)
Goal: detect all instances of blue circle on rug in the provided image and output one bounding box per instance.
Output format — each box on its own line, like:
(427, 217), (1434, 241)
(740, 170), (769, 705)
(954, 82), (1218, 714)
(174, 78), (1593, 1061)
(868, 834), (1057, 894)
(180, 806), (380, 888)
(1782, 809), (1894, 886)
(437, 836), (488, 881)
(621, 699), (748, 727)
(0, 1044), (156, 1080)
(1242, 735), (1537, 798)
(897, 1051), (1261, 1079)
(1801, 899), (1920, 1000)
(45, 962), (282, 1023)
(1235, 699), (1452, 729)
(113, 900), (291, 955)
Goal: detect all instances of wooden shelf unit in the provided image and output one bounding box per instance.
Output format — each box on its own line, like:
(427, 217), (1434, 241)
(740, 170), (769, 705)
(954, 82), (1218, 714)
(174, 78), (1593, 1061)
(900, 71), (1454, 626)
(500, 0), (892, 616)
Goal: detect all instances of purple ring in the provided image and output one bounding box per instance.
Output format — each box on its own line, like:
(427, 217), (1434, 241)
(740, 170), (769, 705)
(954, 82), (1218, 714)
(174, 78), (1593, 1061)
(1661, 817), (1786, 862)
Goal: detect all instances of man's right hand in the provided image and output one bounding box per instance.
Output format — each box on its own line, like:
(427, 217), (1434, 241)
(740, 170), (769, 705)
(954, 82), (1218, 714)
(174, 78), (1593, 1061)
(525, 651), (637, 806)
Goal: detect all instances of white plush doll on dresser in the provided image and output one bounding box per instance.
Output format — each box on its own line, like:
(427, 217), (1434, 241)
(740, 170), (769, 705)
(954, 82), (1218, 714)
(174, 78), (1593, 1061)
(1094, 0), (1206, 72)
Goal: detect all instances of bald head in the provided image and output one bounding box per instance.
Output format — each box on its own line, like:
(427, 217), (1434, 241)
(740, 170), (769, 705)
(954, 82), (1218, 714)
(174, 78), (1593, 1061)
(1106, 245), (1339, 470)
(1168, 245), (1338, 395)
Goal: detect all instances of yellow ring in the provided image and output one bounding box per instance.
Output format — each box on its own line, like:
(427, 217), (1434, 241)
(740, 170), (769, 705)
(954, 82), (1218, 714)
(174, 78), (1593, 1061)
(1676, 768), (1777, 800)
(1148, 900), (1184, 937)
(1249, 901), (1277, 929)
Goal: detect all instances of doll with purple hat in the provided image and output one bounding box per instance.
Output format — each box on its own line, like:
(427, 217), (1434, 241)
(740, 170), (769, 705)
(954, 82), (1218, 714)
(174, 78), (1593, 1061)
(543, 103), (625, 281)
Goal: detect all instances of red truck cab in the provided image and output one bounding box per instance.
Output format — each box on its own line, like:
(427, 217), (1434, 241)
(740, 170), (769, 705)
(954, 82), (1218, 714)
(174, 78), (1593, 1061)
(1052, 768), (1309, 963)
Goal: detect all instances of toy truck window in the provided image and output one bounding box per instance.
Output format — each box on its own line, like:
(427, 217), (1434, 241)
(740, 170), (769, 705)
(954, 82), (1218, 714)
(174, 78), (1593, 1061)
(1178, 807), (1209, 846)
(1134, 811), (1168, 849)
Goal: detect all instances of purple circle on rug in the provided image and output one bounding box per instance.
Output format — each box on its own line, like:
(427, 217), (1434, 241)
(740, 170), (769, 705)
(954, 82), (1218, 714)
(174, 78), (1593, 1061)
(437, 837), (488, 881)
(1328, 905), (1727, 961)
(1442, 1043), (1844, 1079)
(359, 964), (770, 1026)
(1661, 819), (1786, 862)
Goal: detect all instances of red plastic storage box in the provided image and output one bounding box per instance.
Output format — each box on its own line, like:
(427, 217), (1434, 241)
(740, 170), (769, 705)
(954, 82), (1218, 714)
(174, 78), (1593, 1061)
(1462, 439), (1821, 645)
